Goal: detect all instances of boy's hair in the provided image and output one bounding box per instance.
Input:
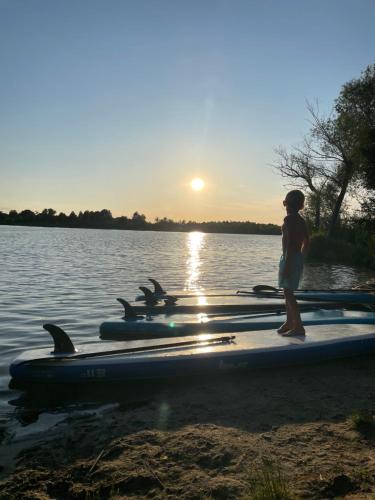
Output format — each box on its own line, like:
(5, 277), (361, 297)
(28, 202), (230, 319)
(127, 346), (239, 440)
(285, 190), (305, 211)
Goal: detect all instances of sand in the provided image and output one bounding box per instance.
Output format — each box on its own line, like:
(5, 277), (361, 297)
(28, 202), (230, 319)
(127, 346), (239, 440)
(1, 354), (375, 499)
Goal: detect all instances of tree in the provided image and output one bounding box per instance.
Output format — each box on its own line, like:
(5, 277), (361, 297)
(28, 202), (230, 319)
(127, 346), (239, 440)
(334, 63), (375, 221)
(132, 211), (146, 222)
(19, 209), (36, 223)
(274, 63), (375, 236)
(274, 144), (328, 230)
(131, 211), (147, 228)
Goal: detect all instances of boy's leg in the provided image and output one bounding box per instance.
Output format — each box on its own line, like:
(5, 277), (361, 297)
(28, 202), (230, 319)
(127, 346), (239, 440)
(277, 288), (292, 333)
(283, 289), (305, 335)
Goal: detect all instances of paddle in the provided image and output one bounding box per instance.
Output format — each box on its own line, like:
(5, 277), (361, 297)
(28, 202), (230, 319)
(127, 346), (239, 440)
(243, 284), (375, 294)
(71, 335), (235, 359)
(39, 324), (236, 361)
(198, 303), (341, 319)
(236, 286), (375, 304)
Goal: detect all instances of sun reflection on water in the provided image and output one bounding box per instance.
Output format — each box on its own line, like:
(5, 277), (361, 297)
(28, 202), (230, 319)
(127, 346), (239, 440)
(185, 231), (205, 292)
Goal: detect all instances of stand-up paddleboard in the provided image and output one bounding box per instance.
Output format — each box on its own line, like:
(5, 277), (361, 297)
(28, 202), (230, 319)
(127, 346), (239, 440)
(132, 280), (375, 316)
(136, 279), (375, 303)
(9, 318), (375, 385)
(100, 308), (375, 340)
(127, 294), (347, 316)
(113, 295), (370, 322)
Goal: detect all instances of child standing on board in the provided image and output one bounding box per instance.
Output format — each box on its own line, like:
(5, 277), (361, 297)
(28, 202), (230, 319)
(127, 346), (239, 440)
(278, 190), (309, 336)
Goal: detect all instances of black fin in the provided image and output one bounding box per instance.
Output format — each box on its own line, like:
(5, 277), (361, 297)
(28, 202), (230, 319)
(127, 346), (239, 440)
(164, 295), (178, 305)
(148, 278), (166, 295)
(253, 285), (279, 293)
(139, 286), (158, 305)
(43, 324), (76, 354)
(117, 298), (141, 319)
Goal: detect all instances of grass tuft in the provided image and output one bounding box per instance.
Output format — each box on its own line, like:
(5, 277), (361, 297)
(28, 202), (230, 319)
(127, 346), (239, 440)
(243, 459), (294, 500)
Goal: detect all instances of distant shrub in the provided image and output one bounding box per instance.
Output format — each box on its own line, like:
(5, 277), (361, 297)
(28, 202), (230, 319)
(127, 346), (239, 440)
(307, 233), (375, 269)
(351, 411), (375, 435)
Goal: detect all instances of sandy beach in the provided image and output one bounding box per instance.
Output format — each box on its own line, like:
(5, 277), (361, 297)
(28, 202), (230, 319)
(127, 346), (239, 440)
(1, 353), (375, 499)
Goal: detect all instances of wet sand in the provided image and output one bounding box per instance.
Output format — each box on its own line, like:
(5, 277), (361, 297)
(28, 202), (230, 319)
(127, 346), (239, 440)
(1, 354), (375, 499)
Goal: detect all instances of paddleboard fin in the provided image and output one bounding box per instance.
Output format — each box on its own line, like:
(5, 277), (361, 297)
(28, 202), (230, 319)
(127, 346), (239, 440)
(148, 278), (166, 295)
(43, 324), (76, 354)
(163, 295), (178, 306)
(139, 286), (158, 305)
(141, 285), (177, 306)
(117, 298), (143, 320)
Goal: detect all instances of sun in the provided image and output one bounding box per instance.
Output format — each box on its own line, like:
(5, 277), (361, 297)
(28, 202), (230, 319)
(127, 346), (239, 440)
(191, 178), (205, 191)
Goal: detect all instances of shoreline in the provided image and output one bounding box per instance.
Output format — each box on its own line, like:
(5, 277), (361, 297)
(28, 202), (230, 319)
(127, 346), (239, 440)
(0, 222), (281, 236)
(1, 355), (375, 498)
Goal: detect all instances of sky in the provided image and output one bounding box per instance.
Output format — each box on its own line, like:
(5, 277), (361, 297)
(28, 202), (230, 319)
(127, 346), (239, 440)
(0, 0), (374, 223)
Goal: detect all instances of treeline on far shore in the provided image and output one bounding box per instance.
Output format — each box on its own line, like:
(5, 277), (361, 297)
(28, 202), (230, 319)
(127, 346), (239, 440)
(0, 208), (281, 235)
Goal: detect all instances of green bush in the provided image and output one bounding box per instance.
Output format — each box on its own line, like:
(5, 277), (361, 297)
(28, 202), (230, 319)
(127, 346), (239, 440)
(350, 411), (375, 435)
(307, 232), (375, 269)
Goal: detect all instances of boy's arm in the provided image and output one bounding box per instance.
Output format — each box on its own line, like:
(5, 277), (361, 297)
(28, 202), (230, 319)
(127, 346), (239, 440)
(283, 216), (295, 276)
(302, 220), (310, 256)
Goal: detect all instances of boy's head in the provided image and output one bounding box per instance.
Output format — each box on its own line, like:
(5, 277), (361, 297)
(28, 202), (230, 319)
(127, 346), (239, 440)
(283, 190), (305, 212)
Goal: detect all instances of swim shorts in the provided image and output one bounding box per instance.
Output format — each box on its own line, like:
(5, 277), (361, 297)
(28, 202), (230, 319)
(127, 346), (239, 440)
(278, 253), (304, 290)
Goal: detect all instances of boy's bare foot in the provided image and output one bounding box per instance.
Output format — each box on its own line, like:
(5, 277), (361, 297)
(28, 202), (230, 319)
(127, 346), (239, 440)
(277, 322), (291, 334)
(281, 328), (306, 337)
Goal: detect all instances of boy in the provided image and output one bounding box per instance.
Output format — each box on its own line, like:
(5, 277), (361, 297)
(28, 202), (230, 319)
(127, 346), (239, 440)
(277, 190), (309, 336)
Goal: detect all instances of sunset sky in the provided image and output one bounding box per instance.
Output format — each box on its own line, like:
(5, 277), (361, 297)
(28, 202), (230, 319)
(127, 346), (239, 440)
(1, 0), (374, 223)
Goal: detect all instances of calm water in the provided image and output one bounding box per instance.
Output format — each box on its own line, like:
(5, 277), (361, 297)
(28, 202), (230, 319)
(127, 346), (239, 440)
(1, 225), (374, 427)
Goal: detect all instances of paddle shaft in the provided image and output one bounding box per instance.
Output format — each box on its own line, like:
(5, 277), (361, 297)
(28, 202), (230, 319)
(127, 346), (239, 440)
(238, 288), (374, 294)
(198, 304), (328, 320)
(138, 288), (374, 300)
(237, 291), (374, 304)
(37, 335), (236, 362)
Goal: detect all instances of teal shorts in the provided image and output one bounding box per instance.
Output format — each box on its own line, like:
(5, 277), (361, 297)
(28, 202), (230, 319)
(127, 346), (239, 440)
(278, 253), (304, 291)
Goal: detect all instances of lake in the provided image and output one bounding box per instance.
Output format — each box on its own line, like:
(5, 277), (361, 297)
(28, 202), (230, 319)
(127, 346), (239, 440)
(1, 225), (374, 427)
